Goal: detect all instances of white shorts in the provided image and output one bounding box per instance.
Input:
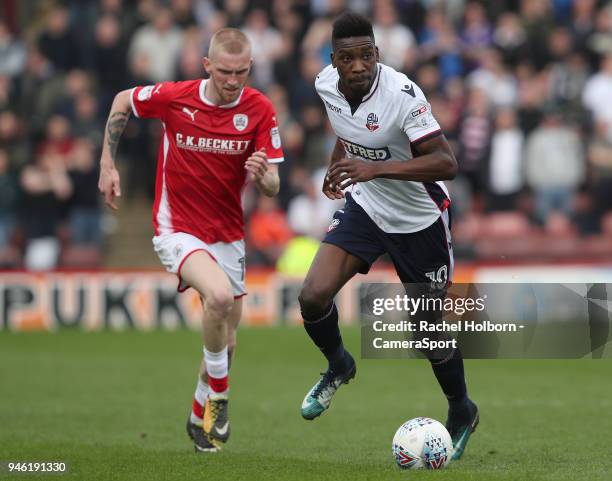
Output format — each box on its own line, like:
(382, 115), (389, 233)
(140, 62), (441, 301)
(152, 232), (246, 297)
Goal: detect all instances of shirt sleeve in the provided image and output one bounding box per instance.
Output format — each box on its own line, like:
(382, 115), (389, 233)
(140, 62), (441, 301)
(130, 82), (175, 119)
(254, 99), (284, 164)
(399, 84), (442, 146)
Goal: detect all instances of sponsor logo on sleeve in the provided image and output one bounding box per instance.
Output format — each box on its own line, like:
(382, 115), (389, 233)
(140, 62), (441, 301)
(137, 85), (155, 101)
(270, 127), (281, 149)
(411, 105), (428, 117)
(411, 104), (432, 127)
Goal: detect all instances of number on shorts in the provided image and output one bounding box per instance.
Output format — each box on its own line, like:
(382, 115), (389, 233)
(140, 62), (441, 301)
(238, 257), (245, 281)
(425, 265), (448, 284)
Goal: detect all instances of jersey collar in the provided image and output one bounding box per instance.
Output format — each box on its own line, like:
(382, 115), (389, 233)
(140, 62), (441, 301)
(199, 79), (244, 108)
(361, 64), (382, 103)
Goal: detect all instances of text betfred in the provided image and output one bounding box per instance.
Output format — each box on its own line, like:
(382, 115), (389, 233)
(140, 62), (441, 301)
(338, 137), (391, 161)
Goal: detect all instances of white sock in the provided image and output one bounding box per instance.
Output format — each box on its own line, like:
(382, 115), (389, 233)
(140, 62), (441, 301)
(190, 379), (209, 426)
(195, 378), (209, 405)
(204, 346), (229, 394)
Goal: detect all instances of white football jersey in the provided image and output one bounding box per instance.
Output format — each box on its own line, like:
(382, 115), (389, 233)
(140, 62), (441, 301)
(316, 63), (450, 233)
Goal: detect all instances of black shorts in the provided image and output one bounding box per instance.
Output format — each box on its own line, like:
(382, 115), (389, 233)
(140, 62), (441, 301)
(322, 193), (453, 284)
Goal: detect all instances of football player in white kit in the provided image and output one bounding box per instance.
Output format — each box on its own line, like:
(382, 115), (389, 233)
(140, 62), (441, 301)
(298, 13), (478, 460)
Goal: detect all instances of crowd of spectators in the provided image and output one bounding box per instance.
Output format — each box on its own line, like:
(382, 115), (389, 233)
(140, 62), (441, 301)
(1, 0), (612, 270)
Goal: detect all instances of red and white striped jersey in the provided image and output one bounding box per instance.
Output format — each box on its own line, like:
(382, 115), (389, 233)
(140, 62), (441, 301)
(130, 79), (284, 243)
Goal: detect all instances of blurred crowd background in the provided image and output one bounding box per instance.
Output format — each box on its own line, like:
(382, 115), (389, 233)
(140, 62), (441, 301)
(1, 0), (612, 272)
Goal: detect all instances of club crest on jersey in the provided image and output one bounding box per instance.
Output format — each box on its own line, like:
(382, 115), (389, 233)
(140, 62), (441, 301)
(233, 114), (248, 131)
(366, 113), (379, 131)
(366, 112), (380, 132)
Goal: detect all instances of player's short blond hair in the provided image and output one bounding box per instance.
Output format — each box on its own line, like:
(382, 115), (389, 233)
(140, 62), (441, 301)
(208, 28), (251, 58)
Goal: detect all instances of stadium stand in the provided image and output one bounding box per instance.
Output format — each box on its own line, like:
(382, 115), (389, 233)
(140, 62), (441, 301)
(1, 0), (612, 269)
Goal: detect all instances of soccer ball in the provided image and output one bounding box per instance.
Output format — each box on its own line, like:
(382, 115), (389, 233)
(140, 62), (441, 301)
(392, 417), (453, 470)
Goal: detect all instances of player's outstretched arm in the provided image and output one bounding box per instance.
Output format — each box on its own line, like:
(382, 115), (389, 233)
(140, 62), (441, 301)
(98, 89), (132, 210)
(328, 135), (457, 190)
(322, 138), (345, 200)
(245, 148), (280, 197)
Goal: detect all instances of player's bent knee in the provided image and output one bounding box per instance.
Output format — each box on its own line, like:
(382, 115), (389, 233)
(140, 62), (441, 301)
(204, 289), (234, 318)
(298, 284), (333, 320)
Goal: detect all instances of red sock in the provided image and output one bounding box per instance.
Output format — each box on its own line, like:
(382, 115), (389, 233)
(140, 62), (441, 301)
(192, 398), (203, 418)
(208, 375), (228, 393)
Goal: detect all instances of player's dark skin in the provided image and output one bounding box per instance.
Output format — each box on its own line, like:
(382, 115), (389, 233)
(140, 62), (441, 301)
(299, 36), (458, 319)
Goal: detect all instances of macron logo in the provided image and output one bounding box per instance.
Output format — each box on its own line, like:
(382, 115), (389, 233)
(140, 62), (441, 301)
(182, 107), (198, 122)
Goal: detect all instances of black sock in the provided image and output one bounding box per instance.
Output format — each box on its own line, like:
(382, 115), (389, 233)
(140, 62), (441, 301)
(430, 349), (468, 411)
(303, 302), (347, 372)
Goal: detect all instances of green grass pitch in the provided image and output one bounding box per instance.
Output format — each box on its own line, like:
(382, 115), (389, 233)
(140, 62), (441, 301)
(1, 327), (611, 481)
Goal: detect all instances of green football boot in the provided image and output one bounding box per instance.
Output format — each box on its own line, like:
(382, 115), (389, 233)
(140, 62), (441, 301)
(446, 399), (479, 460)
(301, 352), (356, 420)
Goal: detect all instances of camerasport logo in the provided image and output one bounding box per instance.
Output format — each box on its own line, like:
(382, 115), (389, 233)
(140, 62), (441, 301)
(366, 113), (380, 131)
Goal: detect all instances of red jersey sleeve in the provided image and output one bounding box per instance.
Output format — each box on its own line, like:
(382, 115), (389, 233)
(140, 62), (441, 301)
(130, 82), (175, 119)
(254, 98), (284, 164)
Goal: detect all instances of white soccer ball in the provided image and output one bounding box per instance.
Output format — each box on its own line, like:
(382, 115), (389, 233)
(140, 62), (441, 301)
(392, 417), (453, 470)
